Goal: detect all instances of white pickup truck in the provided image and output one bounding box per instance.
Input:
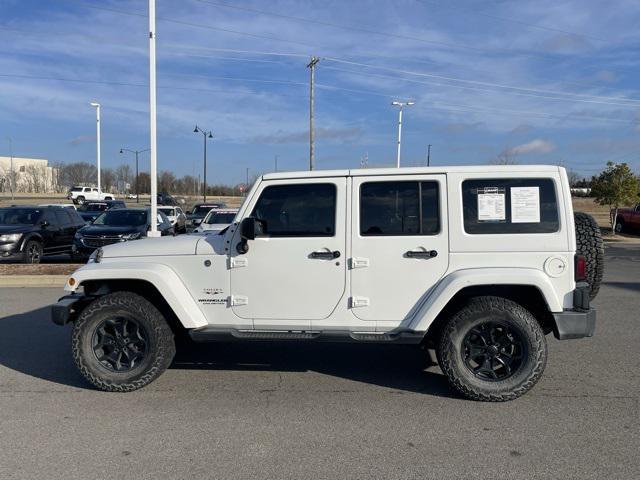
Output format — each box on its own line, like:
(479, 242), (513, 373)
(52, 165), (602, 401)
(67, 186), (114, 205)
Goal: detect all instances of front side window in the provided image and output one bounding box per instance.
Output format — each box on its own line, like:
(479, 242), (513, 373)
(360, 181), (440, 236)
(462, 178), (559, 234)
(252, 183), (336, 237)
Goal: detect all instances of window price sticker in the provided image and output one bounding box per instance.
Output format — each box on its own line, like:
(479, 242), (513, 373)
(511, 186), (540, 223)
(477, 187), (506, 222)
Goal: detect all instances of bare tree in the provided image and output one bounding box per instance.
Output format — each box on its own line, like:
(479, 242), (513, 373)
(490, 149), (519, 165)
(101, 168), (117, 193)
(61, 162), (97, 187)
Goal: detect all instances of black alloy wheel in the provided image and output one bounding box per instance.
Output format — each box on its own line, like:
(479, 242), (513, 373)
(462, 321), (525, 381)
(92, 316), (148, 372)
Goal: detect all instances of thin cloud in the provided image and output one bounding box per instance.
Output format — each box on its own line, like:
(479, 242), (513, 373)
(505, 139), (557, 155)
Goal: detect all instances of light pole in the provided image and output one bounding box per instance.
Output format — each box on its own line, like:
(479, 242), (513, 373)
(5, 137), (13, 200)
(120, 148), (149, 203)
(392, 100), (414, 168)
(90, 102), (101, 191)
(194, 126), (213, 203)
(148, 0), (159, 237)
(427, 144), (432, 167)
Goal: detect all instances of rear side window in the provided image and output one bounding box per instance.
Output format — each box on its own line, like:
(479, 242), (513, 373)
(462, 178), (559, 234)
(54, 210), (70, 226)
(360, 181), (440, 236)
(252, 183), (336, 237)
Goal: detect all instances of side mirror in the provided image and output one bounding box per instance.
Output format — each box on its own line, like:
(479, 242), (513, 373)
(237, 217), (264, 254)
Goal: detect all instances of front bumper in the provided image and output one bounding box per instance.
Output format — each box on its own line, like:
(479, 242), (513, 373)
(0, 242), (22, 260)
(553, 281), (596, 340)
(51, 294), (90, 325)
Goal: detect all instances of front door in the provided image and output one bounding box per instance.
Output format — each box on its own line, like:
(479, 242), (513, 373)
(350, 174), (449, 328)
(230, 178), (347, 329)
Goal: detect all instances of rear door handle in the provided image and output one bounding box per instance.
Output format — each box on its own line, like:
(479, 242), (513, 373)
(310, 250), (341, 259)
(406, 249), (437, 259)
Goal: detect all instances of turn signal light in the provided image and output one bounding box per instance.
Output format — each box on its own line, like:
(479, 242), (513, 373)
(68, 277), (76, 287)
(575, 255), (587, 281)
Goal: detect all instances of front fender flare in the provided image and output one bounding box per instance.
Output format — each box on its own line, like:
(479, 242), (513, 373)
(407, 268), (562, 332)
(64, 262), (208, 329)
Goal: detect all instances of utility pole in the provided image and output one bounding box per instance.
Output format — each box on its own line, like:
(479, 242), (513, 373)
(391, 100), (414, 168)
(307, 56), (320, 171)
(120, 148), (149, 203)
(148, 0), (159, 236)
(246, 167), (249, 188)
(274, 155), (278, 172)
(427, 144), (432, 167)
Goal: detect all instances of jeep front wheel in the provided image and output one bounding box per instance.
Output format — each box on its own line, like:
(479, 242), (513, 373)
(72, 291), (176, 392)
(437, 296), (547, 402)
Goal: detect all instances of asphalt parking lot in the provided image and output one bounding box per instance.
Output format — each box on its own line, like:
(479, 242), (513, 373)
(0, 244), (638, 480)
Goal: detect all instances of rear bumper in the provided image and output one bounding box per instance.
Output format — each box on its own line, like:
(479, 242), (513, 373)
(553, 281), (596, 340)
(553, 308), (596, 340)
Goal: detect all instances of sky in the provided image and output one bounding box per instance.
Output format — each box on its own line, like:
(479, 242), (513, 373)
(1, 0), (640, 185)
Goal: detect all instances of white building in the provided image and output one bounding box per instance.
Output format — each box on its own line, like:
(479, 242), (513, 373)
(0, 156), (58, 194)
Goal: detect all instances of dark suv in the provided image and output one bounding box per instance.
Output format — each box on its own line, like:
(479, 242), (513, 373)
(77, 200), (126, 224)
(0, 206), (86, 263)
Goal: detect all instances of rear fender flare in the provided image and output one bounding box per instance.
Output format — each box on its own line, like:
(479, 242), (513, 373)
(407, 268), (562, 332)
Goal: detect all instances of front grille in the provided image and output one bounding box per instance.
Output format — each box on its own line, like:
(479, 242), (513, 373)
(81, 236), (123, 248)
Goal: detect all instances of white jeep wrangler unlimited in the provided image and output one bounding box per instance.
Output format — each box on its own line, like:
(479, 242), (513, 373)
(52, 166), (602, 401)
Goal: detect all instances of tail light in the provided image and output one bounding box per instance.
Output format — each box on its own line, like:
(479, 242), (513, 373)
(575, 255), (587, 281)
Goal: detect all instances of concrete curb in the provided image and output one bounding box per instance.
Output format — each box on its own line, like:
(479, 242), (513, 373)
(0, 275), (67, 288)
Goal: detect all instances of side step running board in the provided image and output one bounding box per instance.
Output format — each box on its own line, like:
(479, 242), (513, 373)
(189, 328), (424, 344)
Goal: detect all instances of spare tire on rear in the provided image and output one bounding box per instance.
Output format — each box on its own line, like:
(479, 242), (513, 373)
(574, 212), (604, 300)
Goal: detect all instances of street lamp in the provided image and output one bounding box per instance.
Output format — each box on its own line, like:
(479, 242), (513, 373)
(194, 125), (213, 202)
(90, 102), (101, 191)
(120, 148), (149, 203)
(391, 100), (414, 168)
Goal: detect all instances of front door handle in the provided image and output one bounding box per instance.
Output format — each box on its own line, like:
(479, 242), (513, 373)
(310, 250), (341, 259)
(406, 249), (437, 259)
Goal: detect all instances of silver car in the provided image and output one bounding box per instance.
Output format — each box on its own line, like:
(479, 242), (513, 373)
(193, 208), (238, 234)
(158, 206), (187, 234)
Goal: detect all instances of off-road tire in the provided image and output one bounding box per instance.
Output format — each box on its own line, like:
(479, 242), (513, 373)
(437, 296), (547, 402)
(614, 218), (625, 234)
(72, 291), (176, 392)
(574, 212), (604, 300)
(104, 196), (113, 201)
(75, 195), (85, 205)
(22, 240), (43, 264)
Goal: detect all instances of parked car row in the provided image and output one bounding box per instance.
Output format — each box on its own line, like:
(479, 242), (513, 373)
(0, 201), (238, 263)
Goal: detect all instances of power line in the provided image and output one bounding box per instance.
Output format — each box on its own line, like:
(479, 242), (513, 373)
(323, 57), (640, 105)
(415, 0), (607, 43)
(192, 0), (547, 58)
(321, 64), (640, 108)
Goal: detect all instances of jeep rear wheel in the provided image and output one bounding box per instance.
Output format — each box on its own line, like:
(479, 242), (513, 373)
(437, 296), (547, 402)
(574, 212), (604, 300)
(72, 291), (175, 392)
(76, 195), (85, 205)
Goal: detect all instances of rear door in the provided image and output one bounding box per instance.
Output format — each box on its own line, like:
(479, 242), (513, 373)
(230, 178), (347, 329)
(350, 174), (449, 329)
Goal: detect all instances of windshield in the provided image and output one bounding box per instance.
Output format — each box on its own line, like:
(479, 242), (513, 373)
(78, 203), (108, 212)
(94, 210), (147, 227)
(192, 205), (217, 215)
(205, 212), (236, 224)
(0, 208), (41, 225)
(158, 207), (175, 216)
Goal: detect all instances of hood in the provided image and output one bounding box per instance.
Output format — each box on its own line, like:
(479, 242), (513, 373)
(101, 234), (208, 258)
(80, 225), (145, 236)
(0, 225), (34, 234)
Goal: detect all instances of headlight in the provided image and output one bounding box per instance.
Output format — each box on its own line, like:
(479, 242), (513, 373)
(74, 232), (82, 240)
(0, 233), (22, 243)
(121, 232), (141, 240)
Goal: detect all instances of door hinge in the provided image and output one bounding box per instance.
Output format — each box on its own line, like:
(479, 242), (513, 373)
(230, 295), (249, 306)
(350, 257), (370, 269)
(350, 296), (370, 308)
(229, 257), (248, 268)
